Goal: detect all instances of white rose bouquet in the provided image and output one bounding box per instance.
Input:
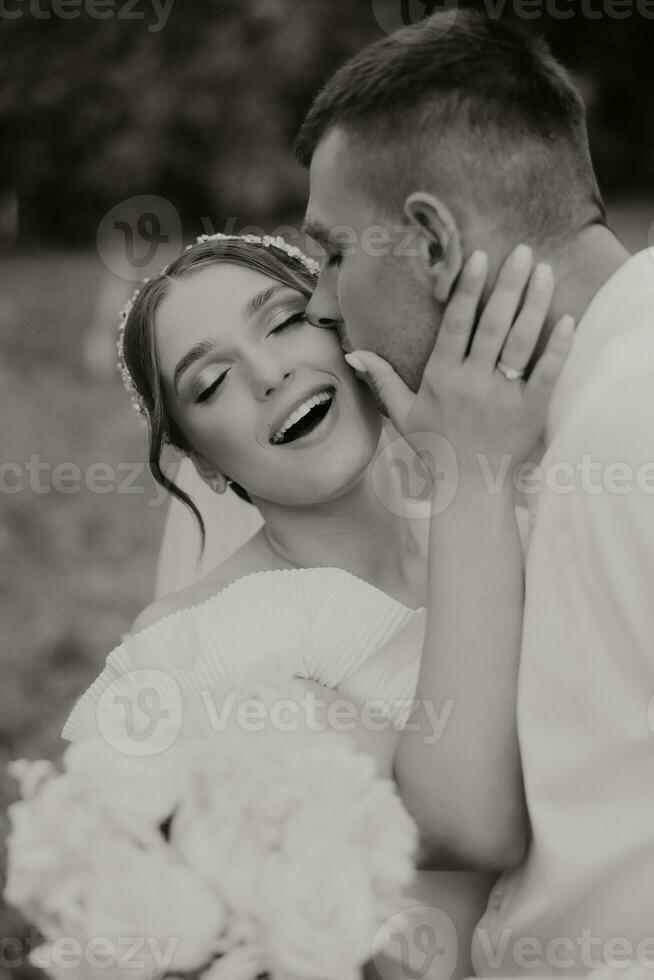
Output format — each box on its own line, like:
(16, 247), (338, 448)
(5, 679), (417, 980)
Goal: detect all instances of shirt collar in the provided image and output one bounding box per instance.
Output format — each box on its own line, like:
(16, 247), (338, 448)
(546, 249), (654, 442)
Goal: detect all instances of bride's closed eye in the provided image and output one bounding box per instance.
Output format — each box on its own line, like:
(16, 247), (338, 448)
(195, 368), (229, 404)
(267, 310), (306, 337)
(195, 310), (307, 404)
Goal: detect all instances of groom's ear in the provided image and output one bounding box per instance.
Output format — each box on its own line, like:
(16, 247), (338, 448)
(189, 451), (230, 495)
(403, 192), (462, 304)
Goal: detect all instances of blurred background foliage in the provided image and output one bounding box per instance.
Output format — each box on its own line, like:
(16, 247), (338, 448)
(1, 0), (653, 247)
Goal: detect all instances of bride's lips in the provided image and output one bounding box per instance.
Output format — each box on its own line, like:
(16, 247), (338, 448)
(272, 389), (339, 450)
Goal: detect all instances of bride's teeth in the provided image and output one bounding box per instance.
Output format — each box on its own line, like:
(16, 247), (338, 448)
(272, 389), (333, 444)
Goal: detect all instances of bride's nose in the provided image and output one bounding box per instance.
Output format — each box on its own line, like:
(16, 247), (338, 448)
(248, 353), (295, 401)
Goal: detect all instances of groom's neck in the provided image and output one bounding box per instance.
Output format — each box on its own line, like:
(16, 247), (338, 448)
(536, 223), (631, 358)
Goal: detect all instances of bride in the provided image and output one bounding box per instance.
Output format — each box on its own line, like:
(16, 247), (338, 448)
(65, 232), (570, 979)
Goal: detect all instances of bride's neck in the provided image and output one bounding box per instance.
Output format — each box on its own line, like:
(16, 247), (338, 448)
(251, 445), (424, 597)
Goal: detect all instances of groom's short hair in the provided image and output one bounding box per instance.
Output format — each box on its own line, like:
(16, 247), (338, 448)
(295, 9), (605, 244)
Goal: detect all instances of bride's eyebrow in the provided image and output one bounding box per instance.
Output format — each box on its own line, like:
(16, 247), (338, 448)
(244, 283), (287, 320)
(174, 340), (218, 394)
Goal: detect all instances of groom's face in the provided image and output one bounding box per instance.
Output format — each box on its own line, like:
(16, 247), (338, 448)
(304, 128), (437, 394)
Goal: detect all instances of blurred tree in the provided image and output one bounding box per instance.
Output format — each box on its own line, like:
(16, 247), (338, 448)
(0, 0), (651, 246)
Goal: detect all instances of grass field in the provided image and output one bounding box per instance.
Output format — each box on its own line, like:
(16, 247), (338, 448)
(0, 199), (652, 976)
(0, 249), (169, 976)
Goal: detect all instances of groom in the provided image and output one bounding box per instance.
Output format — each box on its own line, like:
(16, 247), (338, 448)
(296, 9), (654, 977)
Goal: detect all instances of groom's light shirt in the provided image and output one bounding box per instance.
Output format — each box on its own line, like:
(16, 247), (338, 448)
(472, 250), (654, 977)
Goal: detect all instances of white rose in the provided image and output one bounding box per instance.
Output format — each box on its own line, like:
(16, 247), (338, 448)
(81, 840), (225, 975)
(260, 832), (374, 980)
(171, 777), (266, 916)
(6, 760), (225, 977)
(4, 781), (113, 941)
(63, 736), (185, 832)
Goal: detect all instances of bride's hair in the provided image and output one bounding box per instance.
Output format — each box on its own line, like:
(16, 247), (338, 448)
(121, 238), (318, 550)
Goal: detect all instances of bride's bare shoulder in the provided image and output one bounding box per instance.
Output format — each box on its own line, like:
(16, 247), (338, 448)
(129, 529), (276, 635)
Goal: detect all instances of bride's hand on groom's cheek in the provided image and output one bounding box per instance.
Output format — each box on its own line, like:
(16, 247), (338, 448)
(344, 243), (575, 484)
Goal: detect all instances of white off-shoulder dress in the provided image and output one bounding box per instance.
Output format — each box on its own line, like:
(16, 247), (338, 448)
(63, 566), (426, 742)
(62, 565), (494, 980)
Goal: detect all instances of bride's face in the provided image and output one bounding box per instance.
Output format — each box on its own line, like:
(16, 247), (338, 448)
(155, 262), (383, 505)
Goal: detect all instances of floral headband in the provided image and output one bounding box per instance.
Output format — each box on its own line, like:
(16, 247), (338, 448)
(116, 232), (321, 419)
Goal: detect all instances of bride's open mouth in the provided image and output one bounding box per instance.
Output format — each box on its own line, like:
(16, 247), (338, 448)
(269, 387), (337, 448)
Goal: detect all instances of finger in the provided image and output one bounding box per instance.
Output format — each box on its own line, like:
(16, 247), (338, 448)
(431, 250), (488, 368)
(498, 262), (554, 374)
(344, 351), (414, 432)
(469, 244), (533, 369)
(525, 315), (575, 409)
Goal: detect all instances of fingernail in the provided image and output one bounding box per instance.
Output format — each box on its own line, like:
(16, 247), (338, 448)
(344, 353), (368, 373)
(533, 262), (553, 286)
(512, 244), (532, 271)
(467, 250), (488, 276)
(557, 315), (575, 339)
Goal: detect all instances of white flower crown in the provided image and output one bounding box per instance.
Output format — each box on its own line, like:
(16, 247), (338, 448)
(116, 232), (321, 419)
